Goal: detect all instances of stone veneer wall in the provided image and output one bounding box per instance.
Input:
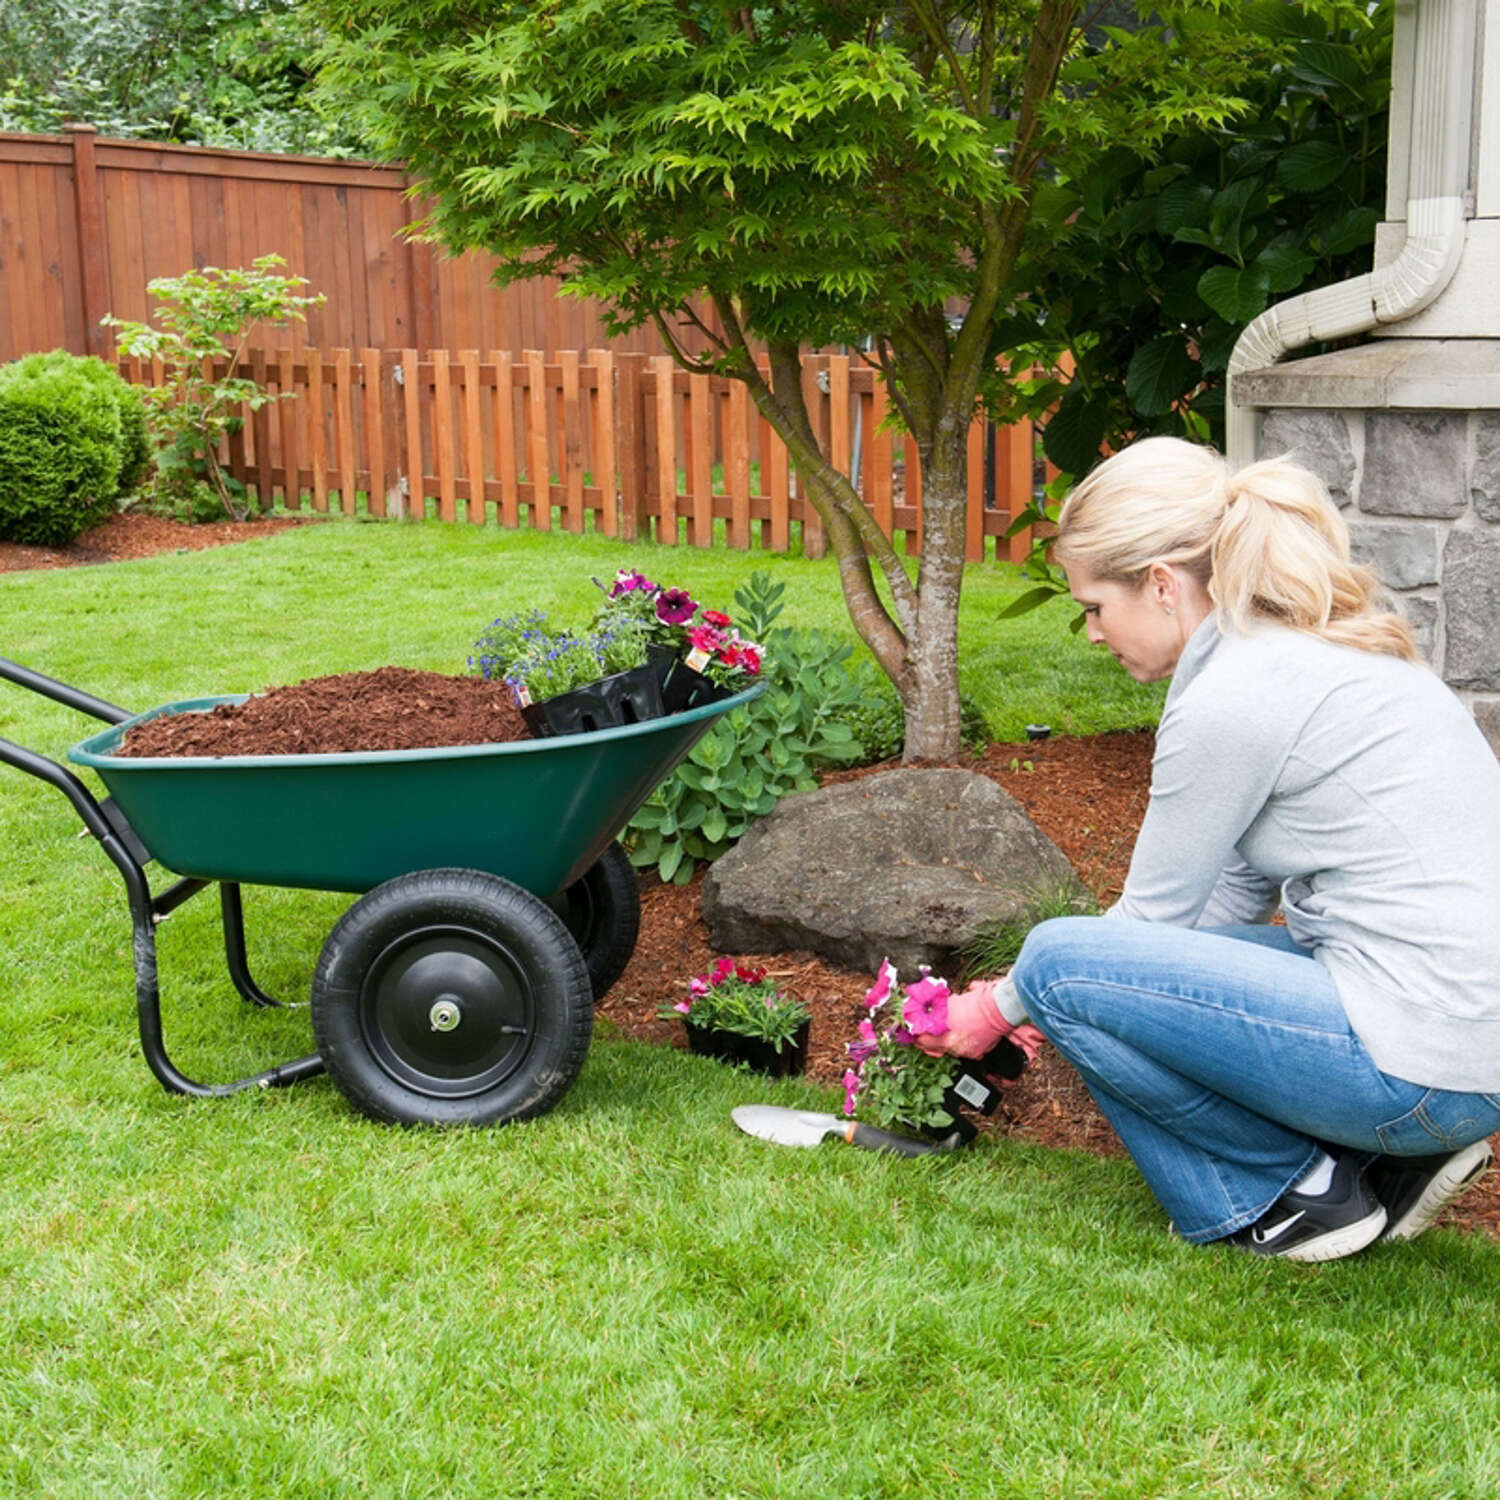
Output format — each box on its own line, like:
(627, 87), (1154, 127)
(1257, 407), (1500, 753)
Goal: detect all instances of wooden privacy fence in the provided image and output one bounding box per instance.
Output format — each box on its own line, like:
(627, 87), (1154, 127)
(118, 346), (1040, 562)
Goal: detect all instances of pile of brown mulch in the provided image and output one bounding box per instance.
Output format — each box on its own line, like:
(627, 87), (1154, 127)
(116, 666), (530, 757)
(13, 511), (1499, 1238)
(0, 512), (312, 574)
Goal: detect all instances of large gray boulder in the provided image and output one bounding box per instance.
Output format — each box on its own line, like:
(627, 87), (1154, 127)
(702, 768), (1086, 974)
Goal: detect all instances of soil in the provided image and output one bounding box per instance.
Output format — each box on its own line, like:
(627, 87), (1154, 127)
(0, 512), (312, 573)
(14, 512), (1500, 1239)
(116, 666), (530, 757)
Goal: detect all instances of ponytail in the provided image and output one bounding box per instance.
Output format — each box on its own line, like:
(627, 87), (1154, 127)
(1055, 437), (1417, 662)
(1211, 457), (1417, 661)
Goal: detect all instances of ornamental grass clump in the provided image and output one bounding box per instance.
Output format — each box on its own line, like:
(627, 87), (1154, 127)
(660, 957), (810, 1054)
(843, 960), (966, 1134)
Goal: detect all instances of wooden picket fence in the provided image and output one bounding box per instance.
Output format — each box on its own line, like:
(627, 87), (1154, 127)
(118, 346), (1041, 561)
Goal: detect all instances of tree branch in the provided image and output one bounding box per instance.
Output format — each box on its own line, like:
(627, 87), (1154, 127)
(649, 309), (725, 375)
(908, 0), (980, 118)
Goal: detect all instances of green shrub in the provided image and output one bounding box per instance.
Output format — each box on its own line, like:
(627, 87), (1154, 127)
(0, 351), (143, 544)
(837, 673), (991, 762)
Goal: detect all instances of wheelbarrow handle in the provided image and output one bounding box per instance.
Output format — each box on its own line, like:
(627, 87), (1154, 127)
(0, 655), (134, 725)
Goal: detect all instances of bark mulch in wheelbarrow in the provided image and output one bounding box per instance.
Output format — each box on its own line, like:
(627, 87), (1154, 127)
(116, 667), (530, 757)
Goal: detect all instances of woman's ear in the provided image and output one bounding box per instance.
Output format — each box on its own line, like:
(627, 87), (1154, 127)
(1146, 562), (1179, 614)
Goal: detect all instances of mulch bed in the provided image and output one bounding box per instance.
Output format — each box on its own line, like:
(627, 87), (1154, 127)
(0, 512), (313, 574)
(13, 512), (1499, 1238)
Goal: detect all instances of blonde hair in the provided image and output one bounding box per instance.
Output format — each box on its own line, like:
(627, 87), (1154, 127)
(1054, 436), (1417, 661)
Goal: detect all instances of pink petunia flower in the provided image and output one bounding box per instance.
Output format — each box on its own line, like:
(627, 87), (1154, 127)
(842, 1069), (862, 1116)
(857, 1018), (877, 1044)
(846, 1035), (877, 1066)
(688, 624), (726, 654)
(864, 958), (897, 1011)
(902, 970), (951, 1035)
(891, 1024), (915, 1047)
(655, 588), (698, 625)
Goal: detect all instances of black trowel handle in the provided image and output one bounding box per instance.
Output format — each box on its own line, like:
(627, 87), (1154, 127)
(845, 1122), (967, 1157)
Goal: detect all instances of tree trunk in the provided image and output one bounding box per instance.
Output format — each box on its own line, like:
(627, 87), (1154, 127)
(901, 421), (968, 761)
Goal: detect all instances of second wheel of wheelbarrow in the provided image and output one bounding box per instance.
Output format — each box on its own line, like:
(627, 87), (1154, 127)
(310, 868), (593, 1127)
(548, 842), (641, 1001)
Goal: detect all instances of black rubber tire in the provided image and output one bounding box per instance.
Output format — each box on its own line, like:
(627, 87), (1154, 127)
(310, 867), (593, 1127)
(547, 842), (641, 1002)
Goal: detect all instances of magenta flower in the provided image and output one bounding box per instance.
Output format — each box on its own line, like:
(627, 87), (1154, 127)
(842, 1069), (862, 1115)
(902, 971), (951, 1035)
(710, 956), (734, 984)
(611, 568), (655, 597)
(655, 588), (698, 625)
(846, 1037), (877, 1066)
(689, 976), (710, 997)
(673, 999), (692, 1014)
(858, 1018), (877, 1044)
(891, 1024), (915, 1047)
(864, 958), (897, 1011)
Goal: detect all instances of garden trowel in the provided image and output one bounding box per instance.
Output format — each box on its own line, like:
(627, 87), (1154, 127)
(731, 1105), (967, 1156)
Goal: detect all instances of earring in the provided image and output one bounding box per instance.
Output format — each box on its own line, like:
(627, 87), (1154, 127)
(1164, 606), (1175, 616)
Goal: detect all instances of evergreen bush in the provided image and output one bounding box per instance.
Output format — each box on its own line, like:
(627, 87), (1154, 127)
(0, 351), (144, 545)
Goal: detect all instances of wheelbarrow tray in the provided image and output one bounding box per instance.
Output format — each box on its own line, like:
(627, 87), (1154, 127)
(68, 683), (760, 898)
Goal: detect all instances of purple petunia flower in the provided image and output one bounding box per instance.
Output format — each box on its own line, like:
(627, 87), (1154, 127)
(611, 568), (656, 597)
(902, 970), (951, 1035)
(655, 587), (698, 625)
(846, 1037), (877, 1066)
(891, 1024), (915, 1048)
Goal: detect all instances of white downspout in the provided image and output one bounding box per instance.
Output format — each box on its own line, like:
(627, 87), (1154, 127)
(1225, 0), (1475, 469)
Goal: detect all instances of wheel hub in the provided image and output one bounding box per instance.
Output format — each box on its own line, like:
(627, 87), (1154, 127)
(360, 925), (534, 1098)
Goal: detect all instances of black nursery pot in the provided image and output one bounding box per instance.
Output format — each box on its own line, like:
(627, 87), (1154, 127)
(919, 1058), (1009, 1145)
(658, 659), (734, 715)
(522, 664), (666, 738)
(683, 1019), (811, 1078)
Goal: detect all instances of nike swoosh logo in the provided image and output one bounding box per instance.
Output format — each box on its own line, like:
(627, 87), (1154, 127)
(1253, 1210), (1306, 1245)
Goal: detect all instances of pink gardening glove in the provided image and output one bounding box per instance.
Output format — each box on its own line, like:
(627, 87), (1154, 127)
(915, 981), (1047, 1077)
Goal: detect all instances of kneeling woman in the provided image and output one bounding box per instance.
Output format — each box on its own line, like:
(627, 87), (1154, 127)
(926, 436), (1500, 1262)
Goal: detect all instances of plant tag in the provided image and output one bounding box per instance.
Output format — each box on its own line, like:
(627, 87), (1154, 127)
(516, 686), (532, 707)
(685, 647), (711, 672)
(953, 1070), (993, 1110)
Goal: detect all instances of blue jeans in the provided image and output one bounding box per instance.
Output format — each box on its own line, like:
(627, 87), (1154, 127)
(1011, 917), (1500, 1243)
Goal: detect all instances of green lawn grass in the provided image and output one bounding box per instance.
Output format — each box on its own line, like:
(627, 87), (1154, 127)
(3, 516), (1495, 1498)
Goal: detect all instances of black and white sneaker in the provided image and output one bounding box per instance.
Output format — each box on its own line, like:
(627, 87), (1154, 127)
(1367, 1141), (1493, 1243)
(1221, 1154), (1386, 1262)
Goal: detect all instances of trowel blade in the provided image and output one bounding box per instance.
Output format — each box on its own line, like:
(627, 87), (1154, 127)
(731, 1104), (848, 1148)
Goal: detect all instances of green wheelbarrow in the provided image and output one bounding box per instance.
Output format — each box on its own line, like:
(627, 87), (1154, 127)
(0, 655), (760, 1127)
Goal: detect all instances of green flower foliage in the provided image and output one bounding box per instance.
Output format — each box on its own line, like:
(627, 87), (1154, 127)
(0, 351), (145, 546)
(624, 577), (865, 884)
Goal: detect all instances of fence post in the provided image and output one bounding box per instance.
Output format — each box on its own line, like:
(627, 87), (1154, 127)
(64, 124), (110, 358)
(615, 353), (647, 541)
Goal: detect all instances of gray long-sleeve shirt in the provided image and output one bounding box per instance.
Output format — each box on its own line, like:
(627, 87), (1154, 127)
(1110, 616), (1500, 1092)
